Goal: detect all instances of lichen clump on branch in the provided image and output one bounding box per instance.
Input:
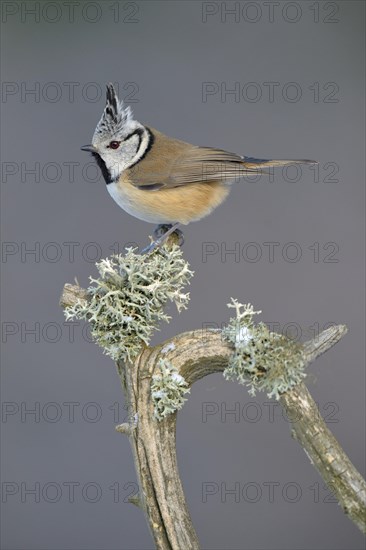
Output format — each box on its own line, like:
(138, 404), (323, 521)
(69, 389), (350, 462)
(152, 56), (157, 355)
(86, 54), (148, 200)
(64, 245), (193, 361)
(223, 299), (306, 399)
(151, 359), (190, 421)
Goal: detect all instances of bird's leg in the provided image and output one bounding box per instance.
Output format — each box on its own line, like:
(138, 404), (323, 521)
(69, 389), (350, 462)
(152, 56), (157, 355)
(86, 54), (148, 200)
(153, 224), (173, 240)
(141, 223), (184, 254)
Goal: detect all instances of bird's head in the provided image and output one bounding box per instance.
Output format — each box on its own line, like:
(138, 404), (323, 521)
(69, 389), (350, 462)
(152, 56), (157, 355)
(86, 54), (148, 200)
(81, 83), (149, 183)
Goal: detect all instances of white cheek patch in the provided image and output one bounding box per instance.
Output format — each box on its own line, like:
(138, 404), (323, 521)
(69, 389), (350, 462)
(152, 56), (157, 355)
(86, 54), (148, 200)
(101, 129), (150, 182)
(124, 130), (151, 169)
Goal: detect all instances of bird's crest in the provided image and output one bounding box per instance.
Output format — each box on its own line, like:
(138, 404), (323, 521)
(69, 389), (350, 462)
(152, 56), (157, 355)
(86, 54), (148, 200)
(93, 83), (133, 141)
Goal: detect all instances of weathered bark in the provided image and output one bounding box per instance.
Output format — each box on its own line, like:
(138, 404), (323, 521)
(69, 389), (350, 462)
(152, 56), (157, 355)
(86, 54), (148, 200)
(60, 284), (366, 548)
(280, 384), (366, 533)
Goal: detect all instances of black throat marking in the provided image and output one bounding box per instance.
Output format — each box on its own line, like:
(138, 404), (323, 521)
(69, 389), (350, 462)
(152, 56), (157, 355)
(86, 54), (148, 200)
(91, 152), (113, 184)
(91, 127), (155, 185)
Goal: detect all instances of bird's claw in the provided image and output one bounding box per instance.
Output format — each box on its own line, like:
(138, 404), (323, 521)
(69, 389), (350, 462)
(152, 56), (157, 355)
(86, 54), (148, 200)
(153, 224), (173, 240)
(141, 224), (184, 255)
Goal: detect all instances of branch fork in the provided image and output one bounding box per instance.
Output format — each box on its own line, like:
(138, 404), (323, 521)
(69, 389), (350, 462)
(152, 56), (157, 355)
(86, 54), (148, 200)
(60, 249), (365, 549)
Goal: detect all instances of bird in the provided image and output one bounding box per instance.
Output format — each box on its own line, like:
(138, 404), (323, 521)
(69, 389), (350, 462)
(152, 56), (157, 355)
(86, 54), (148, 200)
(81, 83), (316, 252)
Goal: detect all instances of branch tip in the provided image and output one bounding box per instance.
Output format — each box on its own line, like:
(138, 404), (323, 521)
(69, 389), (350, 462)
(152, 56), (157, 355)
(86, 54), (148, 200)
(115, 423), (135, 435)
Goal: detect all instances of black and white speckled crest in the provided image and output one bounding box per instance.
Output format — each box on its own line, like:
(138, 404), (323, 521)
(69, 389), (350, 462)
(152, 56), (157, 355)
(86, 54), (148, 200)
(92, 83), (133, 142)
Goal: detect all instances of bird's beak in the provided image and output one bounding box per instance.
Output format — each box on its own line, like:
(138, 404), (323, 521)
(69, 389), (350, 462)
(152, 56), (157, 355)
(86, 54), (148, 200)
(80, 144), (97, 153)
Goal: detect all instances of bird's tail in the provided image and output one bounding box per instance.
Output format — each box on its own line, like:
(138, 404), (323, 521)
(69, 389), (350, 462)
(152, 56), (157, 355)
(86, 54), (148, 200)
(241, 156), (317, 171)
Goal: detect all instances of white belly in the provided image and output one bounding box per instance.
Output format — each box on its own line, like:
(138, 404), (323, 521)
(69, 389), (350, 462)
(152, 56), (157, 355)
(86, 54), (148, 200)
(106, 181), (172, 224)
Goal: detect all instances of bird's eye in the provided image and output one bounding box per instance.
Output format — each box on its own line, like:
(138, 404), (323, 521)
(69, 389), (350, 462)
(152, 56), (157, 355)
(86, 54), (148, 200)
(108, 141), (120, 150)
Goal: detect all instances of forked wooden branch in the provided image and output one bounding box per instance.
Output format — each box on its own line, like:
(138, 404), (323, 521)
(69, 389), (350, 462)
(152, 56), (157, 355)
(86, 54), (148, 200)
(60, 284), (366, 549)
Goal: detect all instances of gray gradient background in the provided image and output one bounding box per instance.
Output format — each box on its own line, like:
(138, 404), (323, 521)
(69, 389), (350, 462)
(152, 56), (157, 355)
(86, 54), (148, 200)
(1, 1), (365, 549)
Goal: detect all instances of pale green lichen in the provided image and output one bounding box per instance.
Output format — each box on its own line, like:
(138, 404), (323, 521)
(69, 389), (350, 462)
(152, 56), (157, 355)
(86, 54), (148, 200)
(64, 246), (193, 362)
(222, 298), (306, 399)
(151, 359), (190, 421)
